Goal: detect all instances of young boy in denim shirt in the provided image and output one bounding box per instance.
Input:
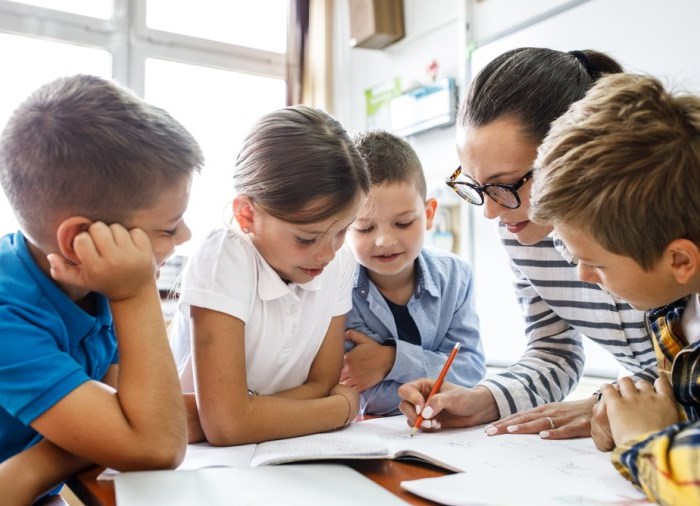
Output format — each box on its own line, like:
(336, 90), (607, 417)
(0, 75), (203, 503)
(343, 130), (485, 415)
(530, 73), (700, 505)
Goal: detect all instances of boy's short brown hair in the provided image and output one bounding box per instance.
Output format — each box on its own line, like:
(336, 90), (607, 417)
(530, 73), (700, 270)
(0, 74), (204, 245)
(353, 130), (426, 199)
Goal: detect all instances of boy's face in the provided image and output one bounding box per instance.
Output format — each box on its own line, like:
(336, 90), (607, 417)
(247, 195), (361, 285)
(124, 175), (192, 274)
(346, 181), (436, 281)
(556, 225), (675, 311)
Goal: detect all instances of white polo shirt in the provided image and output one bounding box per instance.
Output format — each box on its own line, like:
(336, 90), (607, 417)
(169, 228), (354, 395)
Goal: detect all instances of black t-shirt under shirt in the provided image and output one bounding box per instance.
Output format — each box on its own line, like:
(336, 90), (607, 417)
(381, 294), (421, 346)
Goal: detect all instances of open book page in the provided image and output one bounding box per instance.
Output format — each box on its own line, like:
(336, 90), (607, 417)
(178, 442), (256, 470)
(96, 443), (258, 480)
(250, 422), (391, 466)
(98, 422), (392, 480)
(356, 415), (486, 472)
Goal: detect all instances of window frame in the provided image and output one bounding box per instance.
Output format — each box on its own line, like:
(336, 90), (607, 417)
(0, 0), (287, 96)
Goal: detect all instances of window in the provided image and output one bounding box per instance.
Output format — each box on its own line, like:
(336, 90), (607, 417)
(0, 0), (288, 257)
(145, 59), (286, 248)
(146, 0), (287, 52)
(0, 33), (112, 234)
(8, 0), (112, 19)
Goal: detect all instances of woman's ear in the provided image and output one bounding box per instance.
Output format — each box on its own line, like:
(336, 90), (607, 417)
(232, 196), (255, 233)
(424, 198), (438, 231)
(55, 216), (93, 264)
(666, 238), (700, 285)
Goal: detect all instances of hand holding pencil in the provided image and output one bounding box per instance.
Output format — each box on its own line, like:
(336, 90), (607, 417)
(410, 342), (461, 436)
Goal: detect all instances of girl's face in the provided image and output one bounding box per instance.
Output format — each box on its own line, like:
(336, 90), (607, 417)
(456, 117), (552, 245)
(243, 194), (362, 284)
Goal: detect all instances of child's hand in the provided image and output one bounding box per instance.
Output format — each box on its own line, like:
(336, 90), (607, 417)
(340, 329), (395, 392)
(48, 222), (156, 301)
(590, 394), (615, 451)
(603, 376), (679, 446)
(330, 384), (360, 424)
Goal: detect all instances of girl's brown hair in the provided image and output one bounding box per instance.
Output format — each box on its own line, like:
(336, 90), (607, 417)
(234, 105), (369, 224)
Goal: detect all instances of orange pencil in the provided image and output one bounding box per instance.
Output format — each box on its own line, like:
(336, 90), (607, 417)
(410, 342), (461, 436)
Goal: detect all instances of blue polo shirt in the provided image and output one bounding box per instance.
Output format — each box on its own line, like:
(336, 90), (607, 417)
(0, 231), (118, 463)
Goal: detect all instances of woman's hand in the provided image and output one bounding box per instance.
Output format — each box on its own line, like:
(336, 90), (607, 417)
(484, 396), (597, 439)
(398, 380), (499, 431)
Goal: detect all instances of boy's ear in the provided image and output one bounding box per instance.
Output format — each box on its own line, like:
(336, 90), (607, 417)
(55, 216), (93, 264)
(232, 196), (256, 233)
(666, 238), (700, 285)
(424, 198), (438, 231)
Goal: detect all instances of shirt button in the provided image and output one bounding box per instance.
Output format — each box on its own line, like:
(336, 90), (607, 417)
(290, 304), (298, 313)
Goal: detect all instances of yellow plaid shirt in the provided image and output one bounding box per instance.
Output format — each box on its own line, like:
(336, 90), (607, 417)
(611, 297), (700, 506)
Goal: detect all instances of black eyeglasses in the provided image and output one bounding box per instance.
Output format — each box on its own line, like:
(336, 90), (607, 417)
(446, 166), (534, 209)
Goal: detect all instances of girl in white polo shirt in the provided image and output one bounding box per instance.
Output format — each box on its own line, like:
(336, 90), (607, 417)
(169, 105), (370, 445)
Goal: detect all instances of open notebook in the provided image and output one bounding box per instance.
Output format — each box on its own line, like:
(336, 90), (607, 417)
(99, 415), (463, 480)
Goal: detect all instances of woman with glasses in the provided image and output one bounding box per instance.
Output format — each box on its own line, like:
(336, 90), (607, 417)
(399, 48), (657, 449)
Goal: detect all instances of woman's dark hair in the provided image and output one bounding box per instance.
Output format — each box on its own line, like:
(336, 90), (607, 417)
(460, 48), (623, 142)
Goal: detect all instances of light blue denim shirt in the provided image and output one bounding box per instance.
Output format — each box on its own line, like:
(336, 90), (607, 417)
(347, 246), (485, 415)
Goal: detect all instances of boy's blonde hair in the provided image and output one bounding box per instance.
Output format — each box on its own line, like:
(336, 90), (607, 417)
(530, 73), (700, 270)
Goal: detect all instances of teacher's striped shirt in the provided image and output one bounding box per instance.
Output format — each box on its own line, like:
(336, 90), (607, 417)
(481, 225), (657, 416)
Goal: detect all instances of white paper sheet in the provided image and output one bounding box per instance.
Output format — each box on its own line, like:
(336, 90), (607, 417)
(401, 467), (651, 506)
(114, 464), (409, 506)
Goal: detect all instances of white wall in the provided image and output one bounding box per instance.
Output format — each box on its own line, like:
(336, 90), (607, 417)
(333, 0), (461, 186)
(471, 0), (574, 41)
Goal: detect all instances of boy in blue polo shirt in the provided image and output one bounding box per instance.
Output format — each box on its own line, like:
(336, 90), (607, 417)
(342, 130), (485, 415)
(0, 75), (202, 503)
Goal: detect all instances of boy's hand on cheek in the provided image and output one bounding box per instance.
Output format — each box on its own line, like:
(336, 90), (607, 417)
(604, 377), (679, 446)
(340, 329), (395, 392)
(48, 222), (156, 300)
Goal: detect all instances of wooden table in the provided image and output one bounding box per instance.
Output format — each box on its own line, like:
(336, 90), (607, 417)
(67, 458), (451, 506)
